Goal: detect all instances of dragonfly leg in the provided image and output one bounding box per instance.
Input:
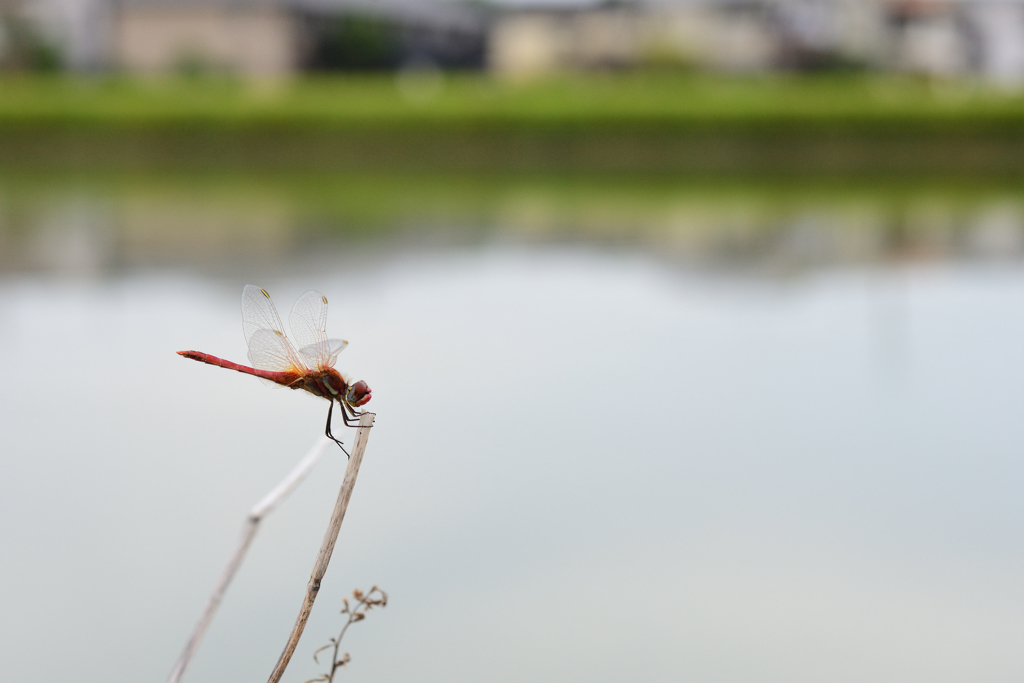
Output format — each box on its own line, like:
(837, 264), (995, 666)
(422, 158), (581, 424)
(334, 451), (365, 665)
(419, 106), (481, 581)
(325, 400), (351, 458)
(339, 401), (361, 427)
(339, 402), (374, 428)
(339, 402), (355, 426)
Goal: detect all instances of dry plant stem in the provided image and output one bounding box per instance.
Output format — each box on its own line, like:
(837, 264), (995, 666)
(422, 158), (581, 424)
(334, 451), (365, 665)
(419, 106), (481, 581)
(267, 411), (376, 683)
(166, 436), (334, 683)
(308, 587), (387, 683)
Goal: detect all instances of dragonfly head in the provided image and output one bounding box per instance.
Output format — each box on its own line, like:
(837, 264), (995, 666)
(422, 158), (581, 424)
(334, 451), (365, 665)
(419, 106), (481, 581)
(345, 380), (372, 407)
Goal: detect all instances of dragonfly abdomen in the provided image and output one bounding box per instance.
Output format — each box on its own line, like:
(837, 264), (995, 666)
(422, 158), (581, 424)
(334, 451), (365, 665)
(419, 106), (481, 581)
(177, 350), (299, 386)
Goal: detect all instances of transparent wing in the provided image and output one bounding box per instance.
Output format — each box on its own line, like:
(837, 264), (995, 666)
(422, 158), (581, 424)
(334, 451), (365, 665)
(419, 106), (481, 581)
(241, 285), (305, 373)
(242, 285), (286, 344)
(298, 338), (348, 370)
(290, 290), (332, 370)
(248, 328), (306, 375)
(324, 338), (348, 366)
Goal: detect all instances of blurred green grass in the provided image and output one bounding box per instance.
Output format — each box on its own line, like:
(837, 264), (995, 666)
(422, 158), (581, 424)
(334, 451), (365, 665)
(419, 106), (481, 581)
(2, 72), (1024, 128)
(3, 73), (1024, 172)
(3, 72), (1024, 127)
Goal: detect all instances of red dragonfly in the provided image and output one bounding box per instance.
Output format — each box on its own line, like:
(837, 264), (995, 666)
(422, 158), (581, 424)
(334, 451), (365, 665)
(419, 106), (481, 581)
(178, 285), (372, 455)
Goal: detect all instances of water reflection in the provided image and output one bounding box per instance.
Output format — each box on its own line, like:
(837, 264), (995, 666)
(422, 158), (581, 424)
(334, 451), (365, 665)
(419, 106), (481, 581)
(2, 183), (1024, 682)
(4, 173), (1024, 273)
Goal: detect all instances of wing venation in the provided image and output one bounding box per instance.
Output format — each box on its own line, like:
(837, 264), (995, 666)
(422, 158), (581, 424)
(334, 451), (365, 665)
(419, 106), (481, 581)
(290, 290), (333, 370)
(241, 285), (305, 374)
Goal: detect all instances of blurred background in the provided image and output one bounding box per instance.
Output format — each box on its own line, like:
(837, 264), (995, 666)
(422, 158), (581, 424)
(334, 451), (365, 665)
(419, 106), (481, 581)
(2, 1), (1024, 682)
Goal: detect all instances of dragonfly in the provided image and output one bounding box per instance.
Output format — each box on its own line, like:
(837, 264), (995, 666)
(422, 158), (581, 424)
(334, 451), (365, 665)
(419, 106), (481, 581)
(178, 285), (372, 455)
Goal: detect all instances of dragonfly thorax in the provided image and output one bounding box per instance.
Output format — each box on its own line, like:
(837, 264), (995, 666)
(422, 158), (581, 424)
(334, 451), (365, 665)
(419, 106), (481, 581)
(300, 370), (371, 409)
(299, 368), (348, 401)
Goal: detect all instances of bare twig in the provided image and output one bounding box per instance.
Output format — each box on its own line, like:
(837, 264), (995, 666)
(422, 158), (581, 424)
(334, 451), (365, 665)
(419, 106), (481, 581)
(267, 411), (376, 683)
(166, 435), (334, 683)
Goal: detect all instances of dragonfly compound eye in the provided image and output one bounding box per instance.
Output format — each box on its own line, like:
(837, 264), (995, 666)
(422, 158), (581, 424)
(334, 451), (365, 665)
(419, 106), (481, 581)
(347, 380), (372, 406)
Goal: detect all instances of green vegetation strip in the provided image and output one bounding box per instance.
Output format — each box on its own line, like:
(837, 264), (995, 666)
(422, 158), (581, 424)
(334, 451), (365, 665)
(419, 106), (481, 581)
(2, 73), (1024, 129)
(3, 74), (1024, 171)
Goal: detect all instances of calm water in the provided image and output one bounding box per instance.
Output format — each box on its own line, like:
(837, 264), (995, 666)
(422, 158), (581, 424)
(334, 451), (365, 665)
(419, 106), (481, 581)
(1, 175), (1024, 683)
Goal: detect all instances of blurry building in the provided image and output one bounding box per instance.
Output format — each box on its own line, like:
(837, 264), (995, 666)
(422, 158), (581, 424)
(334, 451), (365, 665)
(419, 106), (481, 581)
(488, 2), (780, 76)
(648, 3), (780, 71)
(962, 1), (1024, 84)
(488, 0), (1024, 83)
(488, 5), (641, 76)
(113, 0), (296, 74)
(488, 1), (890, 77)
(889, 1), (971, 76)
(2, 0), (487, 74)
(5, 0), (1024, 82)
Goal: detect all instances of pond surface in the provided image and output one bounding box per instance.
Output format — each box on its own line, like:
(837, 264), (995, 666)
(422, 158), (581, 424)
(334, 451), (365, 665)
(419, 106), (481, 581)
(1, 174), (1023, 683)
